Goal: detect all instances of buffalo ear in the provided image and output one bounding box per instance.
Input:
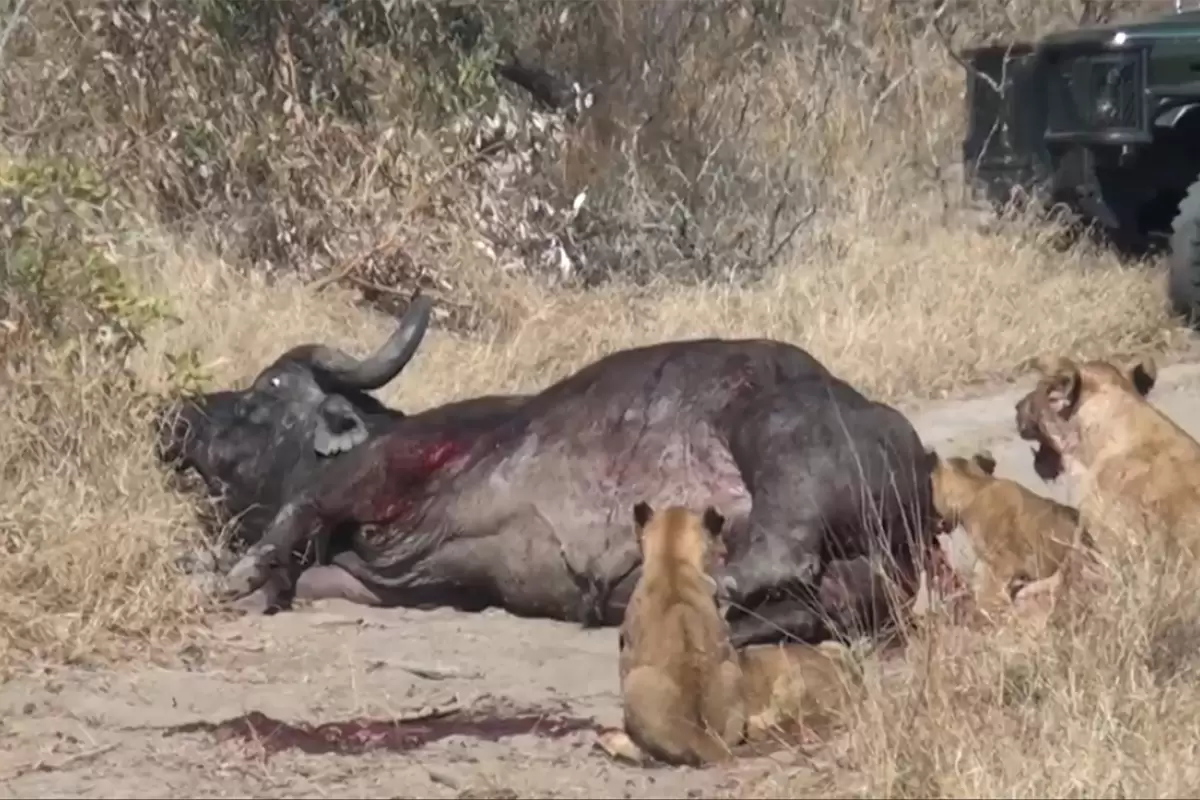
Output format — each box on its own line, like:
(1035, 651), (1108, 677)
(972, 450), (998, 476)
(1127, 356), (1157, 397)
(702, 507), (726, 538)
(633, 501), (654, 530)
(314, 396), (369, 456)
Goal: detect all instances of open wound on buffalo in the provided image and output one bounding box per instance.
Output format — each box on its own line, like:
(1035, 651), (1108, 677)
(377, 434), (468, 484)
(154, 702), (600, 758)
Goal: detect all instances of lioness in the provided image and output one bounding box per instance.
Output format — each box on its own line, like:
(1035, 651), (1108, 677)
(927, 449), (1095, 615)
(739, 640), (864, 743)
(1015, 354), (1200, 554)
(616, 501), (745, 766)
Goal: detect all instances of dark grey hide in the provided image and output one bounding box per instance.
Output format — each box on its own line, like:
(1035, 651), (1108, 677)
(206, 334), (937, 648)
(155, 294), (526, 558)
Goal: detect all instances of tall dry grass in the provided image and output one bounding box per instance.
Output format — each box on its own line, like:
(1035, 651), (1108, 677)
(2, 9), (1199, 797)
(816, 514), (1200, 798)
(0, 203), (1178, 673)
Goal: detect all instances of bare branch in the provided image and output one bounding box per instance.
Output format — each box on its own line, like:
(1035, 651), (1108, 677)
(0, 0), (30, 66)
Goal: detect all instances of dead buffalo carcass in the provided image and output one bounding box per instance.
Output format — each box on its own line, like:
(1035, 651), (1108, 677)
(158, 300), (937, 646)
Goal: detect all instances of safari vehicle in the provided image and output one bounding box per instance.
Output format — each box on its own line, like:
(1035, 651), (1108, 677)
(960, 6), (1200, 324)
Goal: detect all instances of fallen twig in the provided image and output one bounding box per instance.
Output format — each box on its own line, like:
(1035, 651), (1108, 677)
(394, 661), (481, 681)
(308, 141), (505, 294)
(425, 766), (463, 790)
(3, 743), (120, 782)
(393, 697), (464, 723)
(308, 236), (401, 294)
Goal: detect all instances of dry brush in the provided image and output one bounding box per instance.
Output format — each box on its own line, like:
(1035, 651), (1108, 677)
(0, 2), (1195, 795)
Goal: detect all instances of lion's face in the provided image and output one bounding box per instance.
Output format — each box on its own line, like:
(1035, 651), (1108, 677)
(1014, 354), (1157, 481)
(926, 449), (997, 527)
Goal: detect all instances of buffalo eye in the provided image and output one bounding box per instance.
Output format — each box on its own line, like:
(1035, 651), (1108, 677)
(269, 376), (283, 388)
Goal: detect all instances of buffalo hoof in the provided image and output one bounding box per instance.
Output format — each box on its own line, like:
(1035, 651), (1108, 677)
(222, 546), (275, 601)
(727, 599), (828, 648)
(796, 552), (822, 586)
(220, 587), (274, 615)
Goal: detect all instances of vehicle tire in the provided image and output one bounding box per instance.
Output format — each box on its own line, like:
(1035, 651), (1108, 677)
(1168, 178), (1200, 326)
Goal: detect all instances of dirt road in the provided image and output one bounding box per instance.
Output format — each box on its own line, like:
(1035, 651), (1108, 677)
(6, 363), (1200, 799)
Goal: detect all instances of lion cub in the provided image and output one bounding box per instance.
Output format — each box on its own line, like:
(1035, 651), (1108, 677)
(739, 640), (863, 742)
(617, 501), (745, 766)
(927, 449), (1094, 616)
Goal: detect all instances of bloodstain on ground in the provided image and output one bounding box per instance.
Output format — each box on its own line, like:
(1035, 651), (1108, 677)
(161, 708), (600, 757)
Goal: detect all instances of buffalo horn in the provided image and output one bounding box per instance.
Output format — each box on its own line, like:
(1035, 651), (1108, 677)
(306, 293), (434, 390)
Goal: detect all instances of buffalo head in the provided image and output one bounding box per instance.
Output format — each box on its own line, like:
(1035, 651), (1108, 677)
(155, 294), (434, 547)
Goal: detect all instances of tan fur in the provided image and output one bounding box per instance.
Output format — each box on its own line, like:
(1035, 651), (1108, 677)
(1016, 354), (1200, 555)
(617, 502), (745, 766)
(1007, 570), (1064, 632)
(593, 728), (649, 766)
(739, 641), (864, 742)
(927, 449), (1096, 616)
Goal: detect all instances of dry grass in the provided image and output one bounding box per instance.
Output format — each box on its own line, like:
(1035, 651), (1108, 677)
(812, 519), (1200, 798)
(2, 0), (1200, 795)
(135, 215), (1180, 412)
(0, 205), (1178, 674)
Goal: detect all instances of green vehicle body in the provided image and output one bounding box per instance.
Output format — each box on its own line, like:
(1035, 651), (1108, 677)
(961, 8), (1200, 319)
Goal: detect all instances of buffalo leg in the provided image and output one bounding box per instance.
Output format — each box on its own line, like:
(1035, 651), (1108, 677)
(579, 536), (642, 627)
(498, 506), (603, 622)
(596, 562), (644, 627)
(728, 599), (829, 648)
(296, 565), (383, 606)
(223, 499), (318, 607)
(221, 565), (380, 613)
(726, 555), (911, 647)
(721, 424), (829, 591)
(818, 556), (908, 641)
(721, 504), (826, 608)
(223, 432), (467, 613)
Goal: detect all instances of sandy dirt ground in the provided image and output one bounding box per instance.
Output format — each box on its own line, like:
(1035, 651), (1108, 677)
(7, 362), (1200, 799)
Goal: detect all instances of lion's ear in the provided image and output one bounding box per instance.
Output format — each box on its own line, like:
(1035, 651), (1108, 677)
(632, 501), (654, 551)
(633, 501), (654, 530)
(702, 507), (726, 539)
(1127, 356), (1157, 397)
(922, 448), (940, 472)
(972, 451), (998, 476)
(1047, 365), (1082, 417)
